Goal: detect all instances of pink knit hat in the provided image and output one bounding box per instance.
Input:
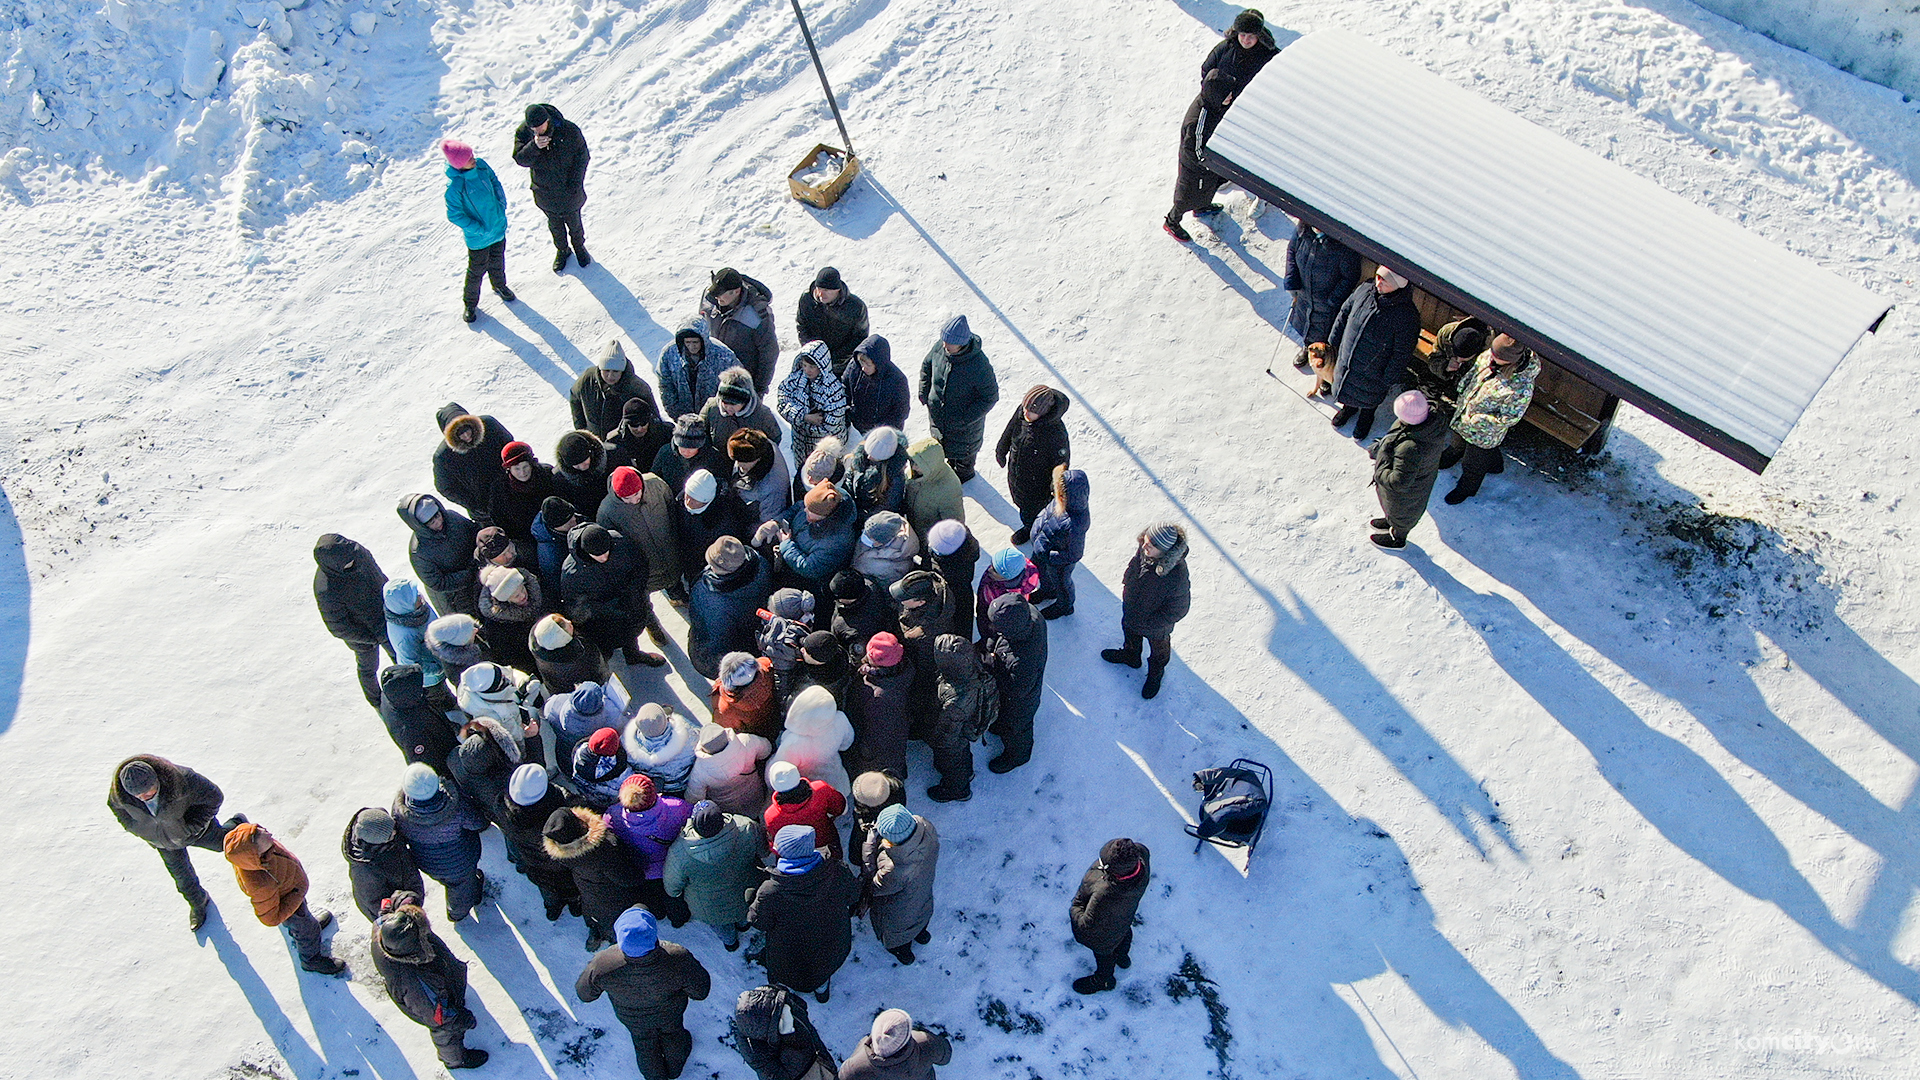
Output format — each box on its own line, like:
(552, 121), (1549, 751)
(1393, 389), (1430, 425)
(441, 139), (475, 169)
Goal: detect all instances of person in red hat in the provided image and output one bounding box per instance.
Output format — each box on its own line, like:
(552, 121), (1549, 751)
(487, 440), (560, 545)
(848, 632), (914, 779)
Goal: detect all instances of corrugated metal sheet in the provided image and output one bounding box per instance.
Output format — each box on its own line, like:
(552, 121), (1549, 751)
(1204, 29), (1891, 471)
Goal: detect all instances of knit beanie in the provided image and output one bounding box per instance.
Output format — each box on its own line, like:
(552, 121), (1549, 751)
(615, 907), (659, 957)
(990, 547), (1027, 581)
(875, 804), (916, 843)
(800, 630), (841, 665)
(767, 588), (814, 622)
(1393, 389), (1430, 425)
(631, 703), (671, 739)
(441, 139), (474, 169)
(352, 807), (396, 845)
(927, 519), (968, 557)
(774, 823), (818, 860)
(619, 773), (658, 811)
(871, 1009), (914, 1058)
(719, 652), (762, 689)
(532, 614), (573, 651)
(684, 469), (718, 504)
(865, 631), (904, 667)
(803, 481), (842, 516)
(577, 524), (613, 558)
(586, 727), (622, 756)
(401, 763), (441, 802)
(595, 339), (629, 372)
(1376, 266), (1409, 290)
(851, 771), (893, 809)
(541, 496), (578, 532)
(697, 724), (731, 754)
(524, 103), (552, 127)
(767, 761), (802, 793)
(830, 569), (868, 602)
(571, 681), (606, 716)
(427, 613), (480, 648)
(861, 511), (906, 548)
(610, 466), (644, 500)
(862, 426), (899, 461)
(940, 314), (971, 347)
(1146, 522), (1184, 552)
(501, 440), (534, 468)
(507, 764), (549, 807)
(118, 760), (158, 796)
(811, 266), (843, 290)
(557, 431), (598, 470)
(688, 800), (725, 838)
(706, 536), (748, 573)
(622, 396), (655, 424)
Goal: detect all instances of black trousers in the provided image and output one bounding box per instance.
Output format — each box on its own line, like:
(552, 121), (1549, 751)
(1440, 434), (1506, 499)
(156, 817), (241, 907)
(462, 240), (508, 307)
(544, 209), (586, 256)
(348, 640), (394, 707)
(1123, 632), (1172, 672)
(1092, 929), (1134, 979)
(1168, 95), (1226, 220)
(628, 1023), (693, 1080)
(931, 728), (975, 791)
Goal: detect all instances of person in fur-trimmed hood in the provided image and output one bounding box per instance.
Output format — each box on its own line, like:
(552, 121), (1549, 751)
(684, 724), (772, 818)
(432, 403), (515, 523)
(543, 804), (651, 950)
(710, 652), (782, 741)
(448, 716), (531, 827)
(622, 704), (701, 798)
(571, 340), (657, 438)
(664, 800), (765, 950)
(500, 764), (584, 921)
(703, 365), (782, 449)
(994, 385), (1071, 542)
(372, 901), (488, 1068)
(604, 774), (694, 927)
(342, 806), (425, 923)
(1029, 467), (1089, 620)
(109, 754), (246, 930)
(576, 907), (712, 1080)
(657, 322), (738, 423)
(400, 493), (481, 617)
(700, 268), (781, 395)
(223, 822), (346, 975)
(1101, 522), (1192, 700)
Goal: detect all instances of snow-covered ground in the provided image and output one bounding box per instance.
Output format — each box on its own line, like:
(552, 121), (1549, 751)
(3, 0), (1919, 1077)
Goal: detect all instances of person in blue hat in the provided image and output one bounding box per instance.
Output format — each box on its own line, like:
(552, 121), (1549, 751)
(576, 906), (712, 1080)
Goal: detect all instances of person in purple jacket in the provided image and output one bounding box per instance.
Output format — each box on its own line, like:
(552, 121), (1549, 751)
(604, 774), (693, 927)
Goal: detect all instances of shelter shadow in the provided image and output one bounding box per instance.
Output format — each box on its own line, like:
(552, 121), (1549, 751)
(0, 482), (26, 735)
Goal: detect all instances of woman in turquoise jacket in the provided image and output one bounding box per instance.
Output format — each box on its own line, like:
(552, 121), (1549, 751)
(442, 139), (515, 323)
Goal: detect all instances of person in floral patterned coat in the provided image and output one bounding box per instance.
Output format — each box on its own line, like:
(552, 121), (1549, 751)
(1439, 333), (1539, 504)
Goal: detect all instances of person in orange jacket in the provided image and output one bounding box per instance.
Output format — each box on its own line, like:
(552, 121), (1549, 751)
(222, 822), (346, 975)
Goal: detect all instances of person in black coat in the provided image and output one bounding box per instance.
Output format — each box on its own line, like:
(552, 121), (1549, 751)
(981, 594), (1046, 774)
(604, 396), (672, 478)
(673, 470), (757, 590)
(733, 984), (837, 1080)
(571, 341), (659, 439)
(109, 754), (245, 930)
(544, 806), (651, 950)
(380, 663), (460, 777)
(841, 334), (910, 437)
(342, 807), (425, 922)
(1069, 838), (1152, 995)
(1163, 10), (1279, 241)
(917, 316), (999, 482)
(750, 825), (861, 1002)
(560, 523), (666, 667)
(500, 764), (582, 920)
(687, 538), (774, 680)
(848, 634), (913, 779)
(1283, 222), (1363, 370)
(513, 102), (592, 272)
(447, 719), (529, 828)
(488, 441), (562, 545)
(1101, 523), (1192, 700)
(433, 404), (515, 524)
(993, 385), (1071, 542)
(577, 907), (713, 1080)
(794, 266), (870, 365)
(399, 493), (481, 617)
(372, 903), (488, 1069)
(314, 533), (392, 707)
(651, 416), (730, 503)
(552, 430), (610, 512)
(1323, 265), (1423, 441)
(828, 570), (896, 660)
(529, 614), (610, 695)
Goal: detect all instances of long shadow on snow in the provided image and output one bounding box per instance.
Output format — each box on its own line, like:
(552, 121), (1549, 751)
(867, 173), (1516, 857)
(474, 317), (576, 397)
(1187, 211), (1300, 344)
(204, 914), (329, 1078)
(282, 933), (423, 1080)
(1429, 460), (1920, 1000)
(575, 263), (674, 360)
(0, 482), (27, 735)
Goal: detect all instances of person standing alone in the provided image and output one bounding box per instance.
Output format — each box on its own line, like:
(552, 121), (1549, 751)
(513, 103), (592, 273)
(442, 138), (515, 323)
(1163, 10), (1278, 242)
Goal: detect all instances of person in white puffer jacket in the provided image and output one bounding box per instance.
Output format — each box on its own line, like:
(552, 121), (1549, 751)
(768, 685), (855, 797)
(623, 703), (701, 797)
(684, 724), (773, 818)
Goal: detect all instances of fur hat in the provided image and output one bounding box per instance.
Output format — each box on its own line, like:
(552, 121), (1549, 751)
(1232, 9), (1266, 35)
(927, 519), (968, 556)
(852, 771), (894, 808)
(940, 314), (971, 347)
(688, 800), (725, 838)
(488, 567), (527, 601)
(990, 547), (1028, 581)
(717, 367), (756, 405)
(507, 764), (549, 807)
(631, 702), (671, 739)
(1393, 389), (1430, 425)
(577, 524), (613, 558)
(684, 469), (718, 504)
(352, 807), (396, 845)
(671, 414), (707, 449)
(719, 652), (763, 689)
(774, 823), (818, 859)
(615, 907), (658, 957)
(441, 139), (474, 169)
(876, 804), (916, 843)
(706, 535), (749, 574)
(586, 727), (622, 756)
(401, 763), (441, 802)
(697, 724), (731, 754)
(475, 527), (513, 563)
(557, 431), (600, 470)
(811, 266), (844, 290)
(830, 569), (868, 602)
(866, 632), (904, 667)
(726, 427), (772, 464)
(541, 496), (579, 532)
(501, 440), (534, 468)
(862, 426), (900, 461)
(619, 773), (658, 811)
(443, 413), (485, 451)
(768, 588), (814, 622)
(803, 481), (842, 516)
(710, 267), (744, 295)
(861, 511), (906, 548)
(532, 614), (573, 651)
(595, 339), (629, 372)
(871, 1009), (914, 1058)
(767, 761), (802, 793)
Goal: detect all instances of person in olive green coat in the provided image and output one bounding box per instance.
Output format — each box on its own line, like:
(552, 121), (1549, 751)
(661, 801), (766, 951)
(917, 316), (999, 481)
(1367, 390), (1453, 549)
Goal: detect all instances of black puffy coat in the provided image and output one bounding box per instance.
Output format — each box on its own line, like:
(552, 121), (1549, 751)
(794, 288), (870, 363)
(560, 528), (651, 629)
(918, 337), (999, 462)
(1284, 224), (1363, 346)
(107, 754), (222, 850)
(849, 658), (915, 779)
(342, 808), (426, 921)
(674, 491), (758, 584)
(1119, 547), (1192, 640)
(314, 534), (388, 647)
(552, 432), (610, 516)
(500, 786), (575, 876)
(530, 634), (609, 695)
(544, 808), (651, 937)
(930, 533), (980, 639)
(994, 393), (1071, 515)
(748, 858), (860, 993)
(985, 595), (1047, 732)
(487, 463), (562, 546)
(571, 368), (659, 440)
(399, 495), (480, 617)
(650, 443), (730, 505)
(372, 921), (472, 1031)
(1327, 281), (1422, 412)
(1370, 408), (1454, 532)
(687, 553), (775, 680)
(576, 941), (712, 1034)
(830, 591), (896, 659)
(511, 104), (590, 214)
(1069, 843), (1153, 956)
(1199, 25), (1279, 106)
(379, 665), (459, 771)
(840, 335), (910, 434)
(446, 725), (524, 825)
(733, 986), (836, 1080)
(603, 414), (671, 479)
(431, 403), (514, 522)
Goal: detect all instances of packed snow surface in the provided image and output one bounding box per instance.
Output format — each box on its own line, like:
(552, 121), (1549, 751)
(2, 0), (1919, 1077)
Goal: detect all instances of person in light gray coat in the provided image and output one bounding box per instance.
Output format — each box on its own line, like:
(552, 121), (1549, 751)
(662, 800), (767, 950)
(861, 805), (939, 965)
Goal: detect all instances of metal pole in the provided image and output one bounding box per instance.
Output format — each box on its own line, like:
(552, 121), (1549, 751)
(789, 0), (854, 155)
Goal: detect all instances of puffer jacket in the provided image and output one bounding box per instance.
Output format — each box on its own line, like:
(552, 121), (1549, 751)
(221, 823), (309, 927)
(773, 496), (857, 588)
(107, 753), (223, 850)
(314, 534), (388, 648)
(530, 632), (609, 696)
(769, 686), (856, 796)
(443, 159), (507, 249)
(656, 324), (738, 423)
(994, 391), (1071, 513)
(687, 553), (775, 680)
(1370, 407), (1454, 530)
(840, 335), (911, 434)
(1451, 352), (1540, 449)
(663, 812), (766, 932)
(569, 365), (657, 440)
(1070, 844), (1153, 955)
(763, 781), (847, 861)
(1030, 469), (1090, 566)
(543, 807), (649, 936)
(342, 808), (426, 921)
(604, 792), (693, 880)
(776, 354), (850, 465)
(841, 441), (907, 520)
(392, 788), (486, 884)
(794, 287), (870, 363)
(850, 515), (918, 588)
(902, 438), (965, 538)
(712, 654), (783, 741)
(1120, 536), (1192, 640)
(425, 615), (487, 683)
(511, 103), (590, 214)
(918, 335), (999, 458)
(622, 710), (702, 796)
(685, 730), (773, 817)
(849, 657), (915, 779)
(748, 856), (859, 994)
(861, 814), (939, 950)
(700, 274), (780, 394)
(379, 665), (460, 772)
(985, 595), (1047, 733)
(399, 495), (481, 616)
(733, 986), (835, 1080)
(447, 719), (529, 822)
(1327, 280), (1422, 411)
(542, 682), (621, 769)
(1284, 223), (1363, 346)
(560, 527), (650, 628)
(568, 740), (632, 811)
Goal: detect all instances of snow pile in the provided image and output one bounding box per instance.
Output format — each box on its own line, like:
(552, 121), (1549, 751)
(1693, 0), (1920, 103)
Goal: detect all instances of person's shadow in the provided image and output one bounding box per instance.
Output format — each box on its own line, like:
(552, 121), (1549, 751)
(0, 481), (27, 735)
(574, 263), (673, 362)
(281, 929), (422, 1080)
(476, 317), (576, 397)
(203, 915), (329, 1078)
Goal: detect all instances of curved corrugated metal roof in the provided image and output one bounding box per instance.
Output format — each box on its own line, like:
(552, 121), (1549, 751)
(1204, 29), (1891, 472)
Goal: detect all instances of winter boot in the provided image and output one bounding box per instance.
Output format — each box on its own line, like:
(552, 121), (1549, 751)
(462, 305), (478, 324)
(916, 929), (932, 945)
(1352, 409), (1376, 441)
(1041, 603), (1073, 620)
(624, 646), (668, 668)
(447, 1049), (490, 1070)
(574, 247), (592, 267)
(1330, 405), (1357, 428)
(987, 751), (1028, 775)
(553, 250), (570, 273)
(814, 980), (831, 1004)
(1142, 664), (1166, 700)
(889, 944), (916, 965)
(1196, 203), (1225, 216)
(544, 894), (568, 922)
(1010, 526), (1030, 545)
(1116, 947), (1132, 969)
(1370, 518), (1391, 530)
(314, 908), (335, 932)
(187, 896), (211, 932)
(1370, 532), (1407, 550)
(926, 784), (973, 803)
(1028, 586), (1056, 604)
(1293, 346), (1313, 372)
(1443, 487), (1471, 506)
(1101, 647), (1142, 669)
(495, 286), (517, 303)
(301, 954), (348, 976)
(1073, 973), (1117, 995)
(1162, 215), (1192, 243)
